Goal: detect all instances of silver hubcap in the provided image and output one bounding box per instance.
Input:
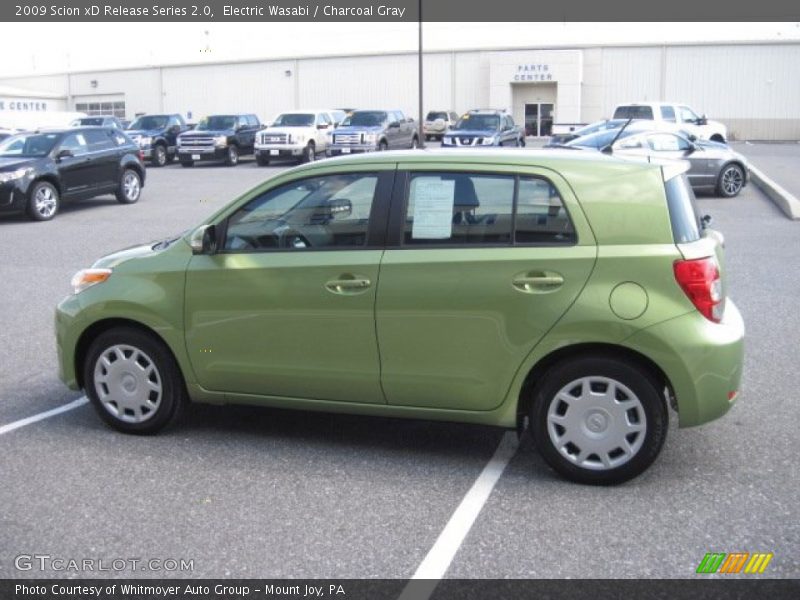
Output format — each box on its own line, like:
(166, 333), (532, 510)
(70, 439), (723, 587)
(93, 344), (162, 424)
(229, 147), (238, 163)
(722, 166), (743, 195)
(155, 147), (165, 164)
(34, 185), (57, 217)
(123, 172), (140, 200)
(546, 376), (647, 471)
(308, 146), (315, 161)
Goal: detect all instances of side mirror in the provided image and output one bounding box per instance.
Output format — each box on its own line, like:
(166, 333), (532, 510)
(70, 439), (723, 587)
(317, 123), (329, 130)
(56, 149), (73, 160)
(328, 198), (352, 219)
(697, 115), (708, 126)
(701, 214), (712, 229)
(189, 224), (217, 255)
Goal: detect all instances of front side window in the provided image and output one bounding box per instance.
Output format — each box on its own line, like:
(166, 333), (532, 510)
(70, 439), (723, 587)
(403, 172), (514, 245)
(679, 106), (699, 123)
(224, 173), (379, 252)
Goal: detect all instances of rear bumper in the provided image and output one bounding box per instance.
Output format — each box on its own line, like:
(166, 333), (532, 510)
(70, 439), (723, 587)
(624, 300), (745, 427)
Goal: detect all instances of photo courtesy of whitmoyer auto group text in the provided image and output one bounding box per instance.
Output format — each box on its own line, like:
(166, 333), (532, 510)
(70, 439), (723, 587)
(0, 0), (798, 598)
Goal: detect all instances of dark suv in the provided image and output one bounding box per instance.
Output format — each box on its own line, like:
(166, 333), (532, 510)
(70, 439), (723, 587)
(442, 110), (526, 147)
(177, 114), (261, 167)
(126, 114), (189, 167)
(0, 127), (145, 221)
(327, 110), (418, 155)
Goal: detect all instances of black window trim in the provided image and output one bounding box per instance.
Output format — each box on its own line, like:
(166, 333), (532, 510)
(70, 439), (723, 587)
(386, 168), (579, 250)
(215, 169), (395, 255)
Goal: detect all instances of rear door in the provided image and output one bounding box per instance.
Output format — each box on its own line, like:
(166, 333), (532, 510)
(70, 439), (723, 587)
(83, 128), (120, 190)
(375, 164), (597, 411)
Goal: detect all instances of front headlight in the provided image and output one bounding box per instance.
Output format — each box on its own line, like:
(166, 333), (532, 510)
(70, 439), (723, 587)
(480, 136), (496, 146)
(0, 167), (33, 183)
(364, 133), (378, 143)
(70, 268), (112, 295)
(138, 136), (152, 147)
(442, 137), (454, 146)
(213, 136), (228, 147)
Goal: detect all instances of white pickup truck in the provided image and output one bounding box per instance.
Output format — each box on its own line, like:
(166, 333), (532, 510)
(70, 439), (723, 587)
(254, 109), (337, 165)
(612, 102), (728, 142)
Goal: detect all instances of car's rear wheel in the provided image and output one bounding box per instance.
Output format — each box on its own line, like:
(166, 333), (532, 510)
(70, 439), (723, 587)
(84, 327), (186, 434)
(717, 163), (745, 197)
(26, 181), (60, 221)
(531, 356), (667, 485)
(225, 145), (239, 166)
(115, 168), (142, 204)
(411, 136), (419, 149)
(378, 140), (388, 151)
(151, 144), (167, 167)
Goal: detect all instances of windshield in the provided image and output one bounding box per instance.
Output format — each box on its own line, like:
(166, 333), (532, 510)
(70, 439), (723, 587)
(196, 116), (237, 130)
(0, 132), (60, 157)
(345, 111), (387, 127)
(271, 113), (315, 127)
(128, 115), (168, 130)
(567, 128), (637, 149)
(426, 112), (447, 121)
(453, 114), (500, 131)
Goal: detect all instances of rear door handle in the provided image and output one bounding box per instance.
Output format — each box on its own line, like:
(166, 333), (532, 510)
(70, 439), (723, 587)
(512, 271), (564, 293)
(325, 274), (372, 295)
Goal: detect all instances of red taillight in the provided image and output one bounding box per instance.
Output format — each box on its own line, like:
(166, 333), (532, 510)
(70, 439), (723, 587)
(673, 257), (723, 323)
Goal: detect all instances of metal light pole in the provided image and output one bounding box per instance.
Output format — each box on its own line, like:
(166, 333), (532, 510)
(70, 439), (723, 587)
(418, 0), (424, 148)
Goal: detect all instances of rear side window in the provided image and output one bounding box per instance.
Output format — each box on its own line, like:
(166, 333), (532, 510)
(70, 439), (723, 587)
(402, 173), (576, 246)
(613, 105), (654, 120)
(665, 174), (701, 243)
(516, 178), (576, 244)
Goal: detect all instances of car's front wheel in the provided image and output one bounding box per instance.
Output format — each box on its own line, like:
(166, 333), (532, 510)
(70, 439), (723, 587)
(115, 168), (142, 204)
(531, 356), (667, 485)
(26, 180), (60, 221)
(717, 163), (745, 197)
(84, 327), (186, 434)
(225, 145), (239, 166)
(151, 144), (167, 167)
(302, 142), (316, 163)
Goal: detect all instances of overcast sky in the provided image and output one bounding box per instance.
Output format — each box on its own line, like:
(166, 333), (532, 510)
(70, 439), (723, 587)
(0, 22), (799, 77)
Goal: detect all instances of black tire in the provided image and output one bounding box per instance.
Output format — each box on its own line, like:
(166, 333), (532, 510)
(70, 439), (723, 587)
(378, 140), (388, 151)
(151, 144), (167, 167)
(26, 180), (60, 221)
(180, 160), (194, 168)
(225, 145), (239, 166)
(519, 137), (526, 147)
(115, 168), (142, 204)
(83, 327), (187, 435)
(530, 355), (668, 485)
(710, 134), (726, 143)
(302, 142), (316, 163)
(410, 136), (419, 149)
(256, 154), (270, 166)
(716, 163), (745, 198)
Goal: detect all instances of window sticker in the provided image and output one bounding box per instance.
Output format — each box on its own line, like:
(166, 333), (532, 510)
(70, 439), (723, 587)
(411, 178), (456, 239)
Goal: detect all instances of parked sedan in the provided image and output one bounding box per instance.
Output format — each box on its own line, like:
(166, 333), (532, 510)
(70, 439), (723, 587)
(567, 128), (748, 197)
(0, 127), (145, 221)
(547, 118), (631, 146)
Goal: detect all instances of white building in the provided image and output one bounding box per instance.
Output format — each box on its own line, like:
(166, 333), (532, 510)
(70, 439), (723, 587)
(1, 40), (798, 140)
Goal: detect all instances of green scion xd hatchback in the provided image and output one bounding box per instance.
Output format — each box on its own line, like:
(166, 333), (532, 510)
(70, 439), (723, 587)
(55, 149), (744, 484)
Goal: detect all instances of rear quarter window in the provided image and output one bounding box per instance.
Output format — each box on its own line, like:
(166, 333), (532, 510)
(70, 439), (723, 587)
(664, 174), (701, 243)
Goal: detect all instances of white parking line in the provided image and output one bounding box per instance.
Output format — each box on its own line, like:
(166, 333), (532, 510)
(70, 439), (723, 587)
(398, 431), (519, 599)
(0, 396), (88, 436)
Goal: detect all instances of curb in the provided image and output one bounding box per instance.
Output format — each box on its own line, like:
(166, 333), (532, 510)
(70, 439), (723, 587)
(748, 164), (800, 220)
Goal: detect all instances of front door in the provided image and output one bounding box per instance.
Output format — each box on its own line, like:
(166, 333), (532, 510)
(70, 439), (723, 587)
(55, 132), (99, 197)
(185, 169), (393, 404)
(376, 168), (596, 411)
(524, 103), (555, 137)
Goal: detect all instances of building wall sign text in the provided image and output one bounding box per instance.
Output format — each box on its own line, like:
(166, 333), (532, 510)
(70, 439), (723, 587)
(513, 64), (553, 82)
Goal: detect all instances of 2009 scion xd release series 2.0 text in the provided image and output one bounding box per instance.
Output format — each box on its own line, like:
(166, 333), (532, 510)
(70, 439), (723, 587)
(55, 149), (744, 484)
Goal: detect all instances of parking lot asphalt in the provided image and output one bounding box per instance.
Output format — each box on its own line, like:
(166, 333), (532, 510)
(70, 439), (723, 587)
(734, 141), (800, 199)
(1, 152), (798, 580)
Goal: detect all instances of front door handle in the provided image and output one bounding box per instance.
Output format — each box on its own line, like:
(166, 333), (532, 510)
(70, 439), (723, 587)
(325, 274), (372, 295)
(512, 271), (564, 293)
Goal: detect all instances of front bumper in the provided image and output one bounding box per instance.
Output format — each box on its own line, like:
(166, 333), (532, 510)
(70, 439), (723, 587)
(625, 300), (745, 428)
(178, 147), (228, 161)
(55, 294), (83, 390)
(327, 144), (377, 155)
(255, 146), (306, 159)
(0, 181), (27, 213)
